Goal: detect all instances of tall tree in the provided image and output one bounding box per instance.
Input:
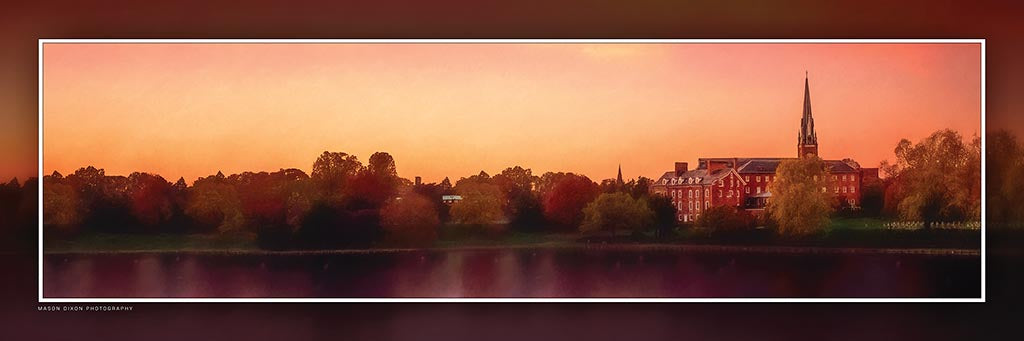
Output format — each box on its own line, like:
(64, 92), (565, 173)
(768, 156), (832, 235)
(885, 129), (981, 227)
(310, 151), (362, 200)
(450, 178), (504, 226)
(542, 173), (599, 230)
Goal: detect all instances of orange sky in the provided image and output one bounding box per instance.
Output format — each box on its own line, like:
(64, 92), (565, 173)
(41, 43), (981, 184)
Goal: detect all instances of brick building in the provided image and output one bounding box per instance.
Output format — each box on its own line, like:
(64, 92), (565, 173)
(651, 74), (878, 222)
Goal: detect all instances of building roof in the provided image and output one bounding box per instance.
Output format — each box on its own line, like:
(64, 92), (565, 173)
(654, 167), (739, 187)
(657, 156), (861, 183)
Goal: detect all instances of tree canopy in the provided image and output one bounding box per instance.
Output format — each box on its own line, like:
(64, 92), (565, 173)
(768, 156), (832, 235)
(882, 129), (981, 227)
(580, 192), (653, 237)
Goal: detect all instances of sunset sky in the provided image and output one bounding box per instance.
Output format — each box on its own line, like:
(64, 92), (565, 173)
(41, 43), (981, 184)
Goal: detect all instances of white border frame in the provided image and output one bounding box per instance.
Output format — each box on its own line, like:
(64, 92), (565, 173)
(37, 39), (986, 303)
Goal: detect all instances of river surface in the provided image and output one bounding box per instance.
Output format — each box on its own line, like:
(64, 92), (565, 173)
(42, 248), (980, 298)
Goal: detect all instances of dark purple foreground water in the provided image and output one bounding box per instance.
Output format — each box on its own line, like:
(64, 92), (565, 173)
(42, 248), (980, 298)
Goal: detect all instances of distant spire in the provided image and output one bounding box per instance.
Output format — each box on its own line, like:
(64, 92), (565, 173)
(616, 164), (624, 186)
(798, 72), (819, 158)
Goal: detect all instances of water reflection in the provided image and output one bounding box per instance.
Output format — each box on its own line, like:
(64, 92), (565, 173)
(42, 249), (980, 298)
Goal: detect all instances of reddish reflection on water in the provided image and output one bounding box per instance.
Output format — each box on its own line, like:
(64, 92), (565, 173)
(42, 249), (980, 298)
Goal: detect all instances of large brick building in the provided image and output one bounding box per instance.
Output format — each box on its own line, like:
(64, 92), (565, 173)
(651, 75), (879, 222)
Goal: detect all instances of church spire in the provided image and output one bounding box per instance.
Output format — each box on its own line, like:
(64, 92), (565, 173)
(798, 72), (819, 158)
(616, 164), (624, 186)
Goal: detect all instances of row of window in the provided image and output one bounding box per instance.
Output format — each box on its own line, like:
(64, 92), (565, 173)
(744, 175), (773, 183)
(813, 174), (858, 182)
(821, 186), (857, 194)
(674, 200), (711, 212)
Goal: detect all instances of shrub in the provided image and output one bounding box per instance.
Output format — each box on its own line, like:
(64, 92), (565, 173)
(380, 193), (440, 247)
(580, 192), (653, 237)
(696, 205), (754, 233)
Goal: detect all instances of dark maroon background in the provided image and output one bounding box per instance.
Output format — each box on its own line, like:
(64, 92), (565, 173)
(3, 1), (1023, 339)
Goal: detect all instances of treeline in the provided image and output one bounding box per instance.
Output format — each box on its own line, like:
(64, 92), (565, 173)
(7, 128), (1009, 250)
(37, 150), (673, 249)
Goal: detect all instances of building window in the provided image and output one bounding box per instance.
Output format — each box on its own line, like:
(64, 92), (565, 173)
(705, 189), (709, 197)
(745, 176), (750, 182)
(851, 175), (856, 182)
(745, 187), (750, 194)
(834, 186), (839, 193)
(756, 187), (762, 194)
(728, 190), (733, 197)
(718, 190), (722, 198)
(719, 180), (724, 187)
(672, 191), (677, 198)
(678, 202), (682, 210)
(832, 175), (837, 181)
(705, 201), (709, 210)
(822, 187), (827, 193)
(842, 175), (847, 181)
(756, 175), (761, 182)
(688, 189), (693, 198)
(842, 186), (847, 193)
(688, 202), (693, 210)
(850, 186), (856, 193)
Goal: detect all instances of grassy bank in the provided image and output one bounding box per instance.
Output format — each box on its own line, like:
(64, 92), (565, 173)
(44, 232), (258, 253)
(42, 217), (981, 253)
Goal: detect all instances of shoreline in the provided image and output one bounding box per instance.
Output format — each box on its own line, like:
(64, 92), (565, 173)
(42, 243), (980, 257)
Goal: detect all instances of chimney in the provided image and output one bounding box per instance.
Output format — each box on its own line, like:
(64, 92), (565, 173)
(674, 162), (688, 176)
(414, 176), (422, 186)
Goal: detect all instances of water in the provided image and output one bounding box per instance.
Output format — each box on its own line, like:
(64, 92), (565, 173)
(42, 248), (980, 298)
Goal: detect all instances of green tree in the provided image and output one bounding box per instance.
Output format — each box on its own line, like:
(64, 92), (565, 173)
(310, 151), (362, 200)
(696, 205), (753, 233)
(647, 194), (677, 239)
(580, 192), (653, 237)
(768, 156), (832, 235)
(885, 129), (981, 228)
(186, 174), (244, 232)
(450, 178), (504, 226)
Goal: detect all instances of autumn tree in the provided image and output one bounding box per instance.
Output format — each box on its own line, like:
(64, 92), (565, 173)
(768, 156), (832, 235)
(450, 176), (504, 226)
(310, 151), (362, 201)
(988, 130), (1024, 228)
(186, 173), (244, 232)
(42, 173), (83, 235)
(126, 172), (177, 231)
(64, 166), (136, 233)
(580, 192), (653, 237)
(541, 173), (599, 230)
(380, 192), (440, 246)
(345, 152), (401, 210)
(492, 166), (543, 229)
(884, 129), (981, 228)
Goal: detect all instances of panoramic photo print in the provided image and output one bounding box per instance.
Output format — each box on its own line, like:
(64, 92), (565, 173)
(38, 41), (983, 300)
